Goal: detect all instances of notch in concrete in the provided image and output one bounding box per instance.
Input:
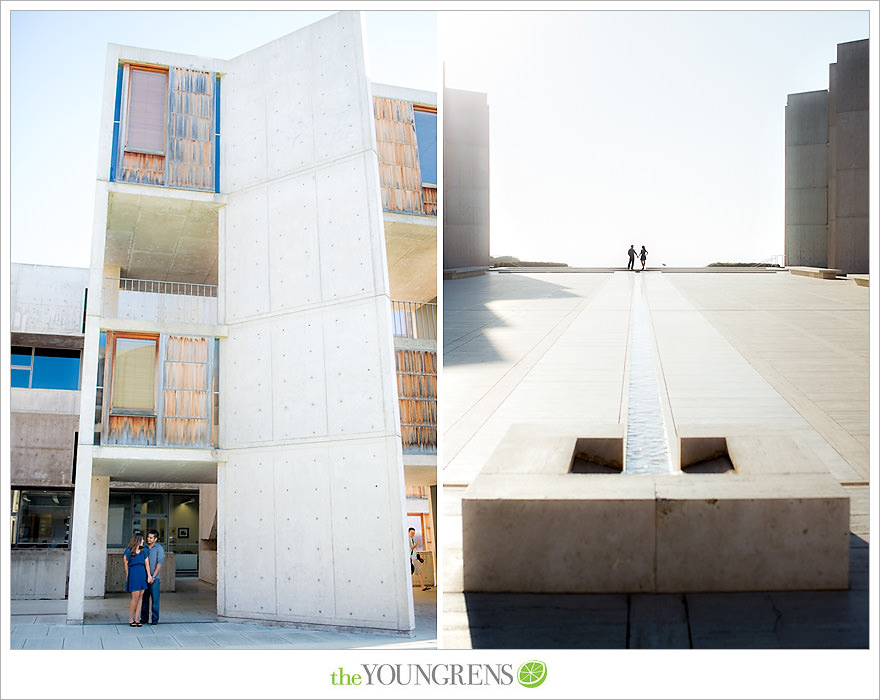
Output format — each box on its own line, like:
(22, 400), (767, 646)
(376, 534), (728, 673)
(570, 437), (624, 474)
(679, 437), (734, 474)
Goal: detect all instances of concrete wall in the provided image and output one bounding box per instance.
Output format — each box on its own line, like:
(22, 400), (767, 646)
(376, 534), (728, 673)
(784, 91), (828, 268)
(10, 264), (89, 337)
(10, 389), (80, 486)
(217, 12), (414, 633)
(10, 550), (70, 600)
(828, 39), (869, 274)
(443, 87), (490, 271)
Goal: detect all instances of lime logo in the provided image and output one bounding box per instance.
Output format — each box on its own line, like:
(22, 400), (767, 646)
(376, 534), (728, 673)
(517, 660), (547, 688)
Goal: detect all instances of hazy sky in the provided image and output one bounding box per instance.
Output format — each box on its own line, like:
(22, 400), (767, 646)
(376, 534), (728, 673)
(4, 7), (437, 269)
(441, 9), (873, 267)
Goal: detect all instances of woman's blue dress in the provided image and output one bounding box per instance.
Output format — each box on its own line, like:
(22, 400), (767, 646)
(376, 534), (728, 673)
(125, 547), (148, 592)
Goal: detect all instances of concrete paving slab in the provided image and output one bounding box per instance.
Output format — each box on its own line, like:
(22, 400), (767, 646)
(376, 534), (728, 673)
(21, 638), (64, 650)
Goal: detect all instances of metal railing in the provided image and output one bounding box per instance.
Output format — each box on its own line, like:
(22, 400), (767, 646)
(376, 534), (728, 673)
(391, 300), (436, 340)
(104, 277), (218, 325)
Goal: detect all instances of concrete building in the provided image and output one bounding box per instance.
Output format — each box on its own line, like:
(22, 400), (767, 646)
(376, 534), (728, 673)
(10, 12), (436, 636)
(443, 85), (490, 277)
(785, 39), (868, 274)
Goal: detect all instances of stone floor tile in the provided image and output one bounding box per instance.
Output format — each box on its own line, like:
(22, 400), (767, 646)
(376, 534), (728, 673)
(172, 634), (221, 649)
(138, 635), (182, 649)
(99, 635), (144, 650)
(22, 638), (64, 649)
(62, 637), (104, 649)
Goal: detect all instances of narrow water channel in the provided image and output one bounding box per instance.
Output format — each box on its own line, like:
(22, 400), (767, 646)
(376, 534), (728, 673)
(624, 273), (674, 474)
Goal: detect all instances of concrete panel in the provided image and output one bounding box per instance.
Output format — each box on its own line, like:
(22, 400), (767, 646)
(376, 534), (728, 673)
(784, 225), (827, 268)
(654, 474), (850, 592)
(329, 437), (411, 628)
(316, 156), (379, 301)
(221, 453), (277, 616)
(829, 218), (869, 275)
(223, 12), (371, 190)
(833, 40), (869, 113)
(10, 264), (89, 336)
(462, 473), (656, 593)
(223, 191), (271, 321)
(784, 188), (828, 226)
(834, 111), (869, 170)
(784, 91), (828, 146)
(223, 324), (275, 446)
(272, 447), (335, 619)
(784, 144), (827, 189)
(323, 299), (395, 436)
(266, 175), (323, 309)
(269, 312), (328, 441)
(10, 550), (70, 600)
(835, 167), (869, 218)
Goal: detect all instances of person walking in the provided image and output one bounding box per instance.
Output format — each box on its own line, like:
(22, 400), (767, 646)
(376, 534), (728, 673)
(627, 245), (637, 270)
(409, 527), (431, 591)
(139, 528), (165, 625)
(123, 533), (151, 627)
(639, 246), (648, 271)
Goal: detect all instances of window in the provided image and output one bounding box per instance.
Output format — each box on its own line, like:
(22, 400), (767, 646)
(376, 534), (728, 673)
(414, 107), (437, 185)
(11, 346), (81, 390)
(11, 490), (72, 548)
(110, 334), (158, 415)
(125, 66), (168, 154)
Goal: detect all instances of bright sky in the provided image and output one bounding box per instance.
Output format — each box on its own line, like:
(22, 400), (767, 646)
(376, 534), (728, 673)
(441, 7), (873, 267)
(3, 5), (437, 269)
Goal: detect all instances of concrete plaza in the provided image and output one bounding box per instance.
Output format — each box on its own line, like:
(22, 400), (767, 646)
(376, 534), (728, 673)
(9, 580), (437, 650)
(441, 269), (871, 649)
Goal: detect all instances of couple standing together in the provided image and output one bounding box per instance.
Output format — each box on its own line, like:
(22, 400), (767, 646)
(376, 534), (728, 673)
(627, 245), (648, 270)
(123, 529), (165, 627)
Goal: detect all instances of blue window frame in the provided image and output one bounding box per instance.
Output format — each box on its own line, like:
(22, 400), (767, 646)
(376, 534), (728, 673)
(413, 108), (437, 186)
(11, 346), (81, 390)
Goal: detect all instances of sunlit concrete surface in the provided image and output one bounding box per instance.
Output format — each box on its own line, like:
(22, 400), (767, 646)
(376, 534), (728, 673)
(10, 580), (437, 650)
(441, 269), (870, 648)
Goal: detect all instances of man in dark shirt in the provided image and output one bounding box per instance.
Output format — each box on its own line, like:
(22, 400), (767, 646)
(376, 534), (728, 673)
(627, 245), (637, 270)
(140, 529), (165, 625)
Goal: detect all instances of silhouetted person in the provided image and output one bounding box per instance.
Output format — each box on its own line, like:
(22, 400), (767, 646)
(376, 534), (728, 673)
(627, 245), (637, 270)
(639, 246), (648, 270)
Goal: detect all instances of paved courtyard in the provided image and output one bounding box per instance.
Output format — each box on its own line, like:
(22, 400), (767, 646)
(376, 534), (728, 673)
(441, 269), (872, 652)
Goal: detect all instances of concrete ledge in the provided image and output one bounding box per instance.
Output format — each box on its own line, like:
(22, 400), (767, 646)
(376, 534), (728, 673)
(789, 266), (843, 279)
(462, 426), (850, 593)
(443, 267), (487, 279)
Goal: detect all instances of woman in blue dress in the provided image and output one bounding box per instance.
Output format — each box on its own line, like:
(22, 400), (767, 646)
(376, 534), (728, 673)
(124, 533), (152, 627)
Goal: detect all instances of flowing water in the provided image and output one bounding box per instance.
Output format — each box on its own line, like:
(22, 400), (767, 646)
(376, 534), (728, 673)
(624, 274), (675, 474)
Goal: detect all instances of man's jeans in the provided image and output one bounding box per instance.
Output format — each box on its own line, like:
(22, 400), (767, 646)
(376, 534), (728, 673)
(140, 578), (160, 623)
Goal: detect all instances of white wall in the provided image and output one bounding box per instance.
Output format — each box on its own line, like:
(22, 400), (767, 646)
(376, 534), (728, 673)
(217, 11), (413, 633)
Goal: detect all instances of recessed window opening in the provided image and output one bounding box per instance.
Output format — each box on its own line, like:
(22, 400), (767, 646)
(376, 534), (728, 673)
(110, 335), (158, 416)
(413, 106), (437, 186)
(11, 346), (81, 390)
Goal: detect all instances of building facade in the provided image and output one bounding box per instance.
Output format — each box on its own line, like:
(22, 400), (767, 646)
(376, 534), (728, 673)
(11, 11), (436, 635)
(443, 86), (490, 276)
(785, 39), (869, 274)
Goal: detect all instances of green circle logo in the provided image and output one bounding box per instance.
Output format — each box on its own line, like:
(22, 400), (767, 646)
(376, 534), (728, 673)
(517, 660), (547, 688)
